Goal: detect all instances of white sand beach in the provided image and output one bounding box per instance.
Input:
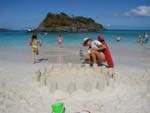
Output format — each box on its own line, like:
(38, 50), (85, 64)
(0, 45), (150, 113)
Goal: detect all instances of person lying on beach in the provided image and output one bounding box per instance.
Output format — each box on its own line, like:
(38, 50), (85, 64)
(83, 38), (106, 67)
(29, 33), (42, 64)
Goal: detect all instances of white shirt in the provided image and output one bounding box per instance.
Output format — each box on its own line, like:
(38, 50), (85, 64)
(88, 40), (102, 54)
(91, 40), (102, 48)
(144, 34), (149, 38)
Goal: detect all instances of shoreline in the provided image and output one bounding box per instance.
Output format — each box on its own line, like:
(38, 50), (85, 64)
(0, 44), (149, 67)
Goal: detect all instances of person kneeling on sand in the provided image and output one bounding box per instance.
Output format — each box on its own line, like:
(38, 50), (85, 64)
(83, 37), (106, 67)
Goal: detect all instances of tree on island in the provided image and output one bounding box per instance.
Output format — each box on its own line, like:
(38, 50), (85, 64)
(36, 12), (104, 32)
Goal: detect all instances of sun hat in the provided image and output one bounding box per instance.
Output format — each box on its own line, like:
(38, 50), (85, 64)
(83, 37), (92, 46)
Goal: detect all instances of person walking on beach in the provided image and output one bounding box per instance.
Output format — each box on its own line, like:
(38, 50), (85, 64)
(29, 33), (42, 64)
(143, 32), (149, 47)
(57, 35), (63, 47)
(83, 38), (106, 67)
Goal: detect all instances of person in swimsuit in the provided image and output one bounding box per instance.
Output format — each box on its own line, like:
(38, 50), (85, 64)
(83, 37), (106, 67)
(29, 33), (42, 64)
(143, 32), (149, 47)
(116, 35), (121, 42)
(137, 34), (142, 45)
(57, 35), (63, 47)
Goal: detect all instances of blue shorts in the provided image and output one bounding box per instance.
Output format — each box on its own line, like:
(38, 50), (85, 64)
(144, 38), (149, 43)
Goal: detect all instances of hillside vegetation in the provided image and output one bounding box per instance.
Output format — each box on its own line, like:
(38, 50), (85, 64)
(36, 12), (104, 32)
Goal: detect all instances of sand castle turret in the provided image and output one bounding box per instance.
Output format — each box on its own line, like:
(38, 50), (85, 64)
(33, 64), (117, 94)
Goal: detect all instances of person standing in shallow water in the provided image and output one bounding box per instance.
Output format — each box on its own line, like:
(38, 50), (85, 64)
(137, 34), (143, 45)
(29, 33), (42, 64)
(116, 35), (121, 42)
(57, 35), (63, 48)
(143, 32), (149, 48)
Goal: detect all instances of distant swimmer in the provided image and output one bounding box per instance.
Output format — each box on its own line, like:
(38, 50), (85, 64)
(137, 34), (142, 44)
(44, 32), (48, 35)
(57, 35), (63, 48)
(116, 35), (121, 42)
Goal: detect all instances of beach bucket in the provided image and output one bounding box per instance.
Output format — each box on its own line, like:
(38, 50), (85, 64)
(51, 102), (65, 113)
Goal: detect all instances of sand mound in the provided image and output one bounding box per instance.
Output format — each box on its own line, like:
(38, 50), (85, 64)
(0, 63), (150, 113)
(30, 64), (150, 113)
(33, 64), (116, 94)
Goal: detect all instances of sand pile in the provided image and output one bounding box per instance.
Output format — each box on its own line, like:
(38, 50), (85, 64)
(0, 63), (150, 113)
(33, 64), (116, 94)
(31, 65), (150, 113)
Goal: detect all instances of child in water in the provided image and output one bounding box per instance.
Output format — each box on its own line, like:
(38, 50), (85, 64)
(57, 35), (63, 48)
(29, 33), (42, 64)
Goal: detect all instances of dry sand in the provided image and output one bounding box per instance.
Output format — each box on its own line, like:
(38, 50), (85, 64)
(0, 45), (150, 113)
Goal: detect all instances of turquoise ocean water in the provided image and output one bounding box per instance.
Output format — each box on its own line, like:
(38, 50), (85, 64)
(0, 30), (150, 49)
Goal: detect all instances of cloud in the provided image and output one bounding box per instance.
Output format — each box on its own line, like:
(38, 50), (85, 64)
(114, 6), (150, 17)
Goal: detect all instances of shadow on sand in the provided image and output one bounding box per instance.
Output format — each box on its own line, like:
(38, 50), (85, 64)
(38, 58), (48, 62)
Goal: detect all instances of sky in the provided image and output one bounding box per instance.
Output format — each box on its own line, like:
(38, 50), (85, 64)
(0, 0), (150, 30)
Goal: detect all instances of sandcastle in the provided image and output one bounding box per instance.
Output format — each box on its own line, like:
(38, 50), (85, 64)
(33, 63), (118, 94)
